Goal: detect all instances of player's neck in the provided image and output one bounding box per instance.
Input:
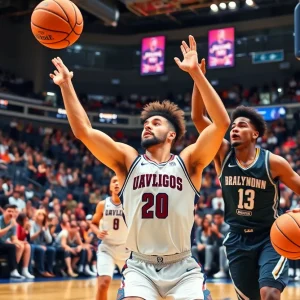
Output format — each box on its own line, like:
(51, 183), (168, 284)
(145, 147), (171, 164)
(234, 144), (257, 164)
(111, 194), (121, 205)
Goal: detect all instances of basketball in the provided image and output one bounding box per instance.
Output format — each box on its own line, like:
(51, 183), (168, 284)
(31, 0), (83, 49)
(270, 212), (300, 260)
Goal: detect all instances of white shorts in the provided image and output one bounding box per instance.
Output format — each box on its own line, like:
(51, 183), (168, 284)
(97, 243), (130, 278)
(117, 251), (207, 300)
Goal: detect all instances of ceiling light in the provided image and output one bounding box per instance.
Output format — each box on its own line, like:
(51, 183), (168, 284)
(246, 0), (254, 6)
(219, 2), (227, 10)
(210, 4), (219, 12)
(228, 1), (237, 9)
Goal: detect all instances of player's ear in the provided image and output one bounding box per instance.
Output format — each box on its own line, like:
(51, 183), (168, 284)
(253, 130), (259, 140)
(168, 131), (176, 142)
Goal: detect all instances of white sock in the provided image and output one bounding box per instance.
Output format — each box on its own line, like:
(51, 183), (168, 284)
(92, 264), (97, 273)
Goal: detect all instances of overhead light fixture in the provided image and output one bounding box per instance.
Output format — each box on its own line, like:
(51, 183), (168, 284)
(210, 4), (219, 12)
(95, 51), (101, 56)
(219, 2), (227, 10)
(228, 1), (237, 9)
(246, 0), (255, 6)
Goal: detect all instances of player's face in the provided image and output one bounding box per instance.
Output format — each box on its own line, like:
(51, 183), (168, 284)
(110, 176), (120, 195)
(141, 116), (175, 149)
(217, 30), (225, 42)
(150, 39), (158, 51)
(230, 117), (259, 147)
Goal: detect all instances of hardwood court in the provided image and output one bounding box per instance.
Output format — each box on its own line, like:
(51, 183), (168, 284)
(0, 279), (299, 300)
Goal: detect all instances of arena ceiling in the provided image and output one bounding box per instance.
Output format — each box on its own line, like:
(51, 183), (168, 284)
(0, 0), (296, 35)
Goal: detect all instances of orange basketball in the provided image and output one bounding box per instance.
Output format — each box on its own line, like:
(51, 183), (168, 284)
(31, 0), (83, 49)
(270, 212), (300, 260)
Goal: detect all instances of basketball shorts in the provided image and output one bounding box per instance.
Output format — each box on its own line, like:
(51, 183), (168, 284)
(117, 250), (211, 300)
(97, 243), (130, 278)
(223, 231), (289, 300)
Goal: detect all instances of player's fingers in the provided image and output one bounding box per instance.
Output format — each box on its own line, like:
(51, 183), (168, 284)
(70, 71), (74, 78)
(57, 57), (64, 65)
(49, 73), (55, 79)
(189, 35), (195, 51)
(54, 70), (59, 76)
(174, 57), (181, 67)
(180, 45), (186, 55)
(182, 41), (190, 52)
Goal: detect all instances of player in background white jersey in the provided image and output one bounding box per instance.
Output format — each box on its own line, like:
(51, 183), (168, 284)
(50, 35), (230, 300)
(90, 175), (129, 300)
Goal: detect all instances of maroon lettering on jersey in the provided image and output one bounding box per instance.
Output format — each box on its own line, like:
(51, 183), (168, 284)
(132, 174), (183, 191)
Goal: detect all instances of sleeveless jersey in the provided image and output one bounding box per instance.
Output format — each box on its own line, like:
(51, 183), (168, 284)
(219, 147), (280, 232)
(99, 197), (127, 246)
(119, 154), (200, 256)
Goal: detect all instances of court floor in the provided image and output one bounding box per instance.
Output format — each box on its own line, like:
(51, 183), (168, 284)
(0, 278), (299, 300)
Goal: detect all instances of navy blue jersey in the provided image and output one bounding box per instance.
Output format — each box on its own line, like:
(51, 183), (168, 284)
(219, 147), (280, 232)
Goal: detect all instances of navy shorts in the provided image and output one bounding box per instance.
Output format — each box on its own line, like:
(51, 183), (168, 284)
(223, 231), (289, 300)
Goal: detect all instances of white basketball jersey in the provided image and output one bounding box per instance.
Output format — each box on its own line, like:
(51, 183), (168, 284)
(119, 154), (200, 256)
(99, 197), (127, 246)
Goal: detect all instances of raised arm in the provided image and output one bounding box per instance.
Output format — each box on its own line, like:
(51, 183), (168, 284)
(50, 58), (137, 175)
(190, 59), (230, 174)
(175, 36), (230, 171)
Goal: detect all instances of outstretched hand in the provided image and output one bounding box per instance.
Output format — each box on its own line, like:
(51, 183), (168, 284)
(174, 35), (199, 73)
(200, 58), (206, 75)
(50, 57), (73, 86)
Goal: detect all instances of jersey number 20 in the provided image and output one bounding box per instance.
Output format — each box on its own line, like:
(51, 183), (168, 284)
(238, 188), (255, 210)
(142, 193), (168, 219)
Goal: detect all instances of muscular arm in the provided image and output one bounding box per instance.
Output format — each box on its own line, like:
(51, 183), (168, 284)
(181, 64), (230, 175)
(190, 63), (230, 175)
(90, 201), (105, 236)
(51, 58), (137, 175)
(270, 153), (300, 195)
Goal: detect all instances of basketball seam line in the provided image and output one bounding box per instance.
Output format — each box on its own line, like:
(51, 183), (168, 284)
(31, 22), (69, 34)
(70, 2), (83, 34)
(272, 240), (300, 254)
(287, 214), (300, 228)
(71, 2), (83, 26)
(33, 8), (71, 27)
(275, 222), (300, 248)
(31, 22), (72, 45)
(52, 0), (69, 22)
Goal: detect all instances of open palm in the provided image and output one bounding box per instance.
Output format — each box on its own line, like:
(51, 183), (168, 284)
(174, 35), (199, 72)
(49, 57), (73, 86)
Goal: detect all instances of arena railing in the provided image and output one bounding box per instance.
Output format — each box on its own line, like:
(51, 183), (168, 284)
(0, 92), (299, 129)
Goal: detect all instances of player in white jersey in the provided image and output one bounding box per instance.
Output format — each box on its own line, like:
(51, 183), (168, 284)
(50, 35), (230, 300)
(90, 175), (130, 300)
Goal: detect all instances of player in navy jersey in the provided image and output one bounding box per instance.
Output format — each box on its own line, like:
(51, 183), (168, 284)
(49, 35), (230, 300)
(191, 60), (300, 300)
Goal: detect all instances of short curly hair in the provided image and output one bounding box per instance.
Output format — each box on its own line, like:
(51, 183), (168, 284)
(141, 100), (186, 143)
(231, 106), (267, 137)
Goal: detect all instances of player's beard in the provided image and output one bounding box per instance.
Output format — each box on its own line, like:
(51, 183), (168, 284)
(141, 133), (166, 149)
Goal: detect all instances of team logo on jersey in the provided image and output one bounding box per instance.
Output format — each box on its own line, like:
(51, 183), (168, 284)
(157, 256), (164, 264)
(169, 162), (176, 166)
(236, 209), (252, 217)
(244, 229), (254, 233)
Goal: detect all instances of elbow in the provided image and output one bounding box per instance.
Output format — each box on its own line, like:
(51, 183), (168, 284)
(217, 116), (230, 132)
(73, 126), (90, 141)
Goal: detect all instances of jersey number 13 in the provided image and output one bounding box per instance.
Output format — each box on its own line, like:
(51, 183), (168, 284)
(238, 188), (255, 210)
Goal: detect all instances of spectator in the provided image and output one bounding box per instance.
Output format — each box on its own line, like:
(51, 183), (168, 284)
(211, 189), (225, 211)
(29, 209), (56, 277)
(0, 204), (32, 279)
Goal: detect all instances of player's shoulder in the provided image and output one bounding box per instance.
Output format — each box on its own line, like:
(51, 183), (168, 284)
(268, 151), (288, 166)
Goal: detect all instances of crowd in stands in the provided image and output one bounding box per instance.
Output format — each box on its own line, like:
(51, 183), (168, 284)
(0, 112), (299, 281)
(1, 66), (300, 114)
